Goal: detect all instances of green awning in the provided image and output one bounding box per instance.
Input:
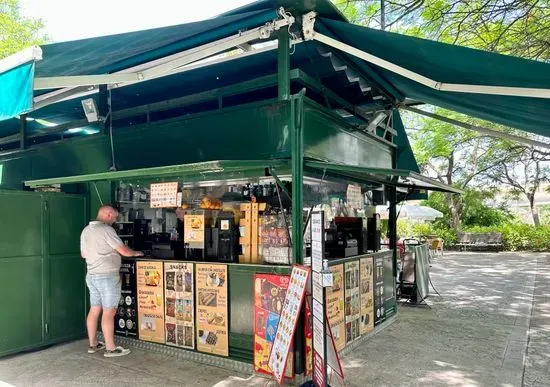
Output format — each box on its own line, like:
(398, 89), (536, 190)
(0, 63), (35, 121)
(318, 18), (550, 137)
(305, 160), (462, 194)
(24, 160), (289, 188)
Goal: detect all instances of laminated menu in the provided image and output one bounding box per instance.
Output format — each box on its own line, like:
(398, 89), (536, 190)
(254, 274), (294, 378)
(267, 265), (311, 384)
(150, 182), (179, 208)
(164, 262), (194, 349)
(195, 264), (228, 356)
(137, 261), (165, 343)
(325, 264), (345, 351)
(360, 257), (374, 335)
(344, 261), (361, 344)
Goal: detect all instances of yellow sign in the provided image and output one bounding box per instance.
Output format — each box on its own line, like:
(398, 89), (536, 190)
(195, 263), (229, 356)
(137, 261), (165, 344)
(360, 257), (375, 335)
(325, 264), (345, 352)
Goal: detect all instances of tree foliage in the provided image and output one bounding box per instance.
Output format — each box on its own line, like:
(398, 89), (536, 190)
(333, 0), (550, 61)
(0, 0), (46, 59)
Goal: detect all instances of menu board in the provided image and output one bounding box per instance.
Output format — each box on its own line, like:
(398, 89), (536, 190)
(254, 274), (293, 378)
(325, 264), (345, 351)
(150, 182), (179, 208)
(164, 262), (194, 349)
(115, 259), (138, 339)
(137, 261), (165, 343)
(346, 184), (363, 209)
(374, 255), (385, 326)
(184, 213), (205, 247)
(360, 257), (374, 335)
(268, 266), (311, 384)
(195, 263), (228, 356)
(344, 261), (361, 344)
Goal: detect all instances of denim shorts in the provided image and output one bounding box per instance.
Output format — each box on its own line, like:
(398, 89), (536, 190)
(86, 273), (121, 309)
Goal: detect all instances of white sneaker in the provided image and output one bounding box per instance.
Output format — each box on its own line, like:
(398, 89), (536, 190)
(104, 346), (131, 357)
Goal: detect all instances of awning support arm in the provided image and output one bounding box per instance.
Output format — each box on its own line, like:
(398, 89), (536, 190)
(302, 12), (550, 99)
(34, 9), (295, 91)
(402, 105), (550, 149)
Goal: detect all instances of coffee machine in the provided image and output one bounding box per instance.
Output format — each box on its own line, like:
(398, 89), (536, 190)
(325, 217), (362, 259)
(182, 210), (237, 262)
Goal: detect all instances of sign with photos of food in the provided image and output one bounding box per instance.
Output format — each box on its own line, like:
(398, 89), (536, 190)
(195, 263), (228, 356)
(253, 274), (294, 378)
(267, 266), (311, 384)
(137, 261), (165, 344)
(150, 182), (179, 208)
(344, 261), (361, 344)
(360, 257), (375, 335)
(325, 264), (345, 351)
(164, 262), (194, 349)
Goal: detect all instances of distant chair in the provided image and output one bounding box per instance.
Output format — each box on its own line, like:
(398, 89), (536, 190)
(429, 238), (444, 258)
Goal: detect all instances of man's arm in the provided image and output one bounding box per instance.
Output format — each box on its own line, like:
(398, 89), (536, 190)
(81, 251), (86, 260)
(115, 244), (144, 257)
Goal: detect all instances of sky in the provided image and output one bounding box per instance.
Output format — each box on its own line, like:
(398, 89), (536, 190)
(20, 0), (256, 43)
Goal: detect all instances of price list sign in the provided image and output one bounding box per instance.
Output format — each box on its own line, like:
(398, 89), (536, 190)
(267, 265), (311, 384)
(150, 182), (179, 208)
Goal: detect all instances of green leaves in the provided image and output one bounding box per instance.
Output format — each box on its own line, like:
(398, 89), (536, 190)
(0, 0), (47, 59)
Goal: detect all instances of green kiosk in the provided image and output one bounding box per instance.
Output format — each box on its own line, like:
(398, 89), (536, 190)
(4, 0), (545, 380)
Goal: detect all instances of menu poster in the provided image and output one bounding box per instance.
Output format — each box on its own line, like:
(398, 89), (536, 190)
(137, 261), (165, 343)
(196, 264), (228, 356)
(344, 261), (361, 344)
(164, 262), (194, 349)
(150, 182), (179, 208)
(268, 266), (311, 384)
(325, 264), (345, 351)
(253, 274), (294, 378)
(184, 213), (205, 247)
(304, 297), (313, 376)
(346, 184), (363, 210)
(115, 259), (138, 339)
(374, 255), (385, 326)
(360, 257), (375, 335)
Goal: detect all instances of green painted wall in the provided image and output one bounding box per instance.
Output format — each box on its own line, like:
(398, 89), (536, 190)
(0, 190), (87, 357)
(303, 100), (393, 168)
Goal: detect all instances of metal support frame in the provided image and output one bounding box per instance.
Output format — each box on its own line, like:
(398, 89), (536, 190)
(19, 114), (27, 149)
(278, 28), (291, 101)
(303, 12), (550, 99)
(402, 105), (550, 149)
(291, 89), (306, 266)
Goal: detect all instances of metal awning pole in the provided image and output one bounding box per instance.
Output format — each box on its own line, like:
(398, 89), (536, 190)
(402, 105), (550, 149)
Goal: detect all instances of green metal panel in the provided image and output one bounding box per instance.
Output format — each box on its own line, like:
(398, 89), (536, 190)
(228, 264), (291, 362)
(0, 191), (42, 257)
(46, 194), (87, 343)
(0, 191), (44, 356)
(0, 256), (44, 356)
(302, 100), (393, 169)
(0, 101), (292, 188)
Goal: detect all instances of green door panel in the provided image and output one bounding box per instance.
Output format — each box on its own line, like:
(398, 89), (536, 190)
(46, 194), (87, 343)
(0, 191), (42, 258)
(48, 255), (87, 342)
(48, 195), (87, 255)
(0, 256), (43, 356)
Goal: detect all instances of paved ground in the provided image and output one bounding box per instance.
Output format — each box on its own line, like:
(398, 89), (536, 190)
(1, 252), (549, 386)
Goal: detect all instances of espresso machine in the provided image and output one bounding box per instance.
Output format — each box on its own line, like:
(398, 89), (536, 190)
(324, 217), (362, 259)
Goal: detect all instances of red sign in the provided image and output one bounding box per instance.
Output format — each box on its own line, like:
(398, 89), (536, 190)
(313, 351), (325, 387)
(304, 298), (313, 376)
(253, 274), (293, 378)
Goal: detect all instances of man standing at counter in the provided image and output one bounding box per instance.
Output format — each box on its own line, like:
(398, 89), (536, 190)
(81, 205), (144, 357)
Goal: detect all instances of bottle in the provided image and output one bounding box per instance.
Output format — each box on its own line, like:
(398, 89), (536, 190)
(242, 184), (250, 200)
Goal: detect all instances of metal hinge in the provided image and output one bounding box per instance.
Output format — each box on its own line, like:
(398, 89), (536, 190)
(45, 323), (49, 334)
